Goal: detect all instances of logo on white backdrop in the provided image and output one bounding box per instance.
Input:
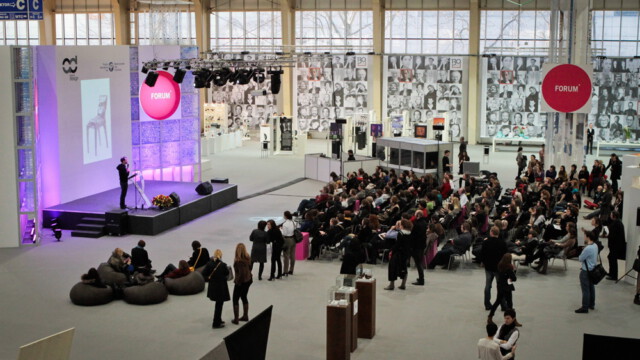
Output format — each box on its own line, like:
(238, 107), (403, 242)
(541, 63), (593, 113)
(139, 70), (181, 120)
(100, 61), (125, 73)
(62, 56), (78, 74)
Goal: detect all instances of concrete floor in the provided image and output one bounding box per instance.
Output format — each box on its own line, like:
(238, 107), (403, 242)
(0, 139), (639, 360)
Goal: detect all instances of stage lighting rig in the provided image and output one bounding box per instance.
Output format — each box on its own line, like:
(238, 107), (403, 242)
(268, 68), (283, 94)
(145, 71), (159, 87)
(193, 68), (212, 88)
(162, 62), (171, 70)
(173, 68), (186, 84)
(253, 68), (266, 83)
(211, 68), (232, 87)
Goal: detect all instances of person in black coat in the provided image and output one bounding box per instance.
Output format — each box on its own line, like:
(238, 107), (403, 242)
(385, 219), (413, 290)
(586, 124), (595, 155)
(267, 220), (284, 280)
(249, 220), (269, 280)
(340, 237), (365, 275)
(604, 153), (623, 193)
(202, 249), (230, 329)
(411, 211), (428, 285)
(131, 239), (152, 272)
(606, 211), (626, 280)
(188, 240), (210, 270)
(480, 227), (508, 310)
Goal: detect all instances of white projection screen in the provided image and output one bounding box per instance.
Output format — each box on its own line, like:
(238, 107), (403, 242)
(81, 78), (112, 164)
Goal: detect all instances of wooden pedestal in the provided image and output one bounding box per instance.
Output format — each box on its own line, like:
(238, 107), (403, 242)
(355, 279), (376, 339)
(348, 291), (358, 352)
(327, 304), (350, 360)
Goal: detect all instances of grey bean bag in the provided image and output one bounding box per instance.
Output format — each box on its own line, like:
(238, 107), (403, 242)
(69, 282), (113, 306)
(164, 271), (205, 295)
(123, 282), (168, 305)
(97, 262), (128, 286)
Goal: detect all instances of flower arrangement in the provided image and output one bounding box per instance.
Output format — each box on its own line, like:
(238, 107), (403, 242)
(152, 194), (173, 209)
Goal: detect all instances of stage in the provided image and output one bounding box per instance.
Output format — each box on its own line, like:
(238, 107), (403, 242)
(43, 181), (237, 236)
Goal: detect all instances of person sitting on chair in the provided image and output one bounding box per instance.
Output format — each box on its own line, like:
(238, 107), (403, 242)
(427, 221), (473, 269)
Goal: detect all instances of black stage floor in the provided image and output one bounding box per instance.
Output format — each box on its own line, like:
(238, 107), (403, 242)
(43, 181), (238, 235)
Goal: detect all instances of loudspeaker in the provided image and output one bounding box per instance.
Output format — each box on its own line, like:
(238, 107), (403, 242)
(105, 210), (128, 236)
(484, 145), (490, 155)
(169, 192), (180, 207)
(196, 182), (213, 195)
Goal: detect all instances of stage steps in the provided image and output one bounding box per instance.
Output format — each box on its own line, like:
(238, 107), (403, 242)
(71, 216), (106, 238)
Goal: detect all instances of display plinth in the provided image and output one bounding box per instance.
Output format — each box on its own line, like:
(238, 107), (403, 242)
(348, 291), (358, 352)
(327, 304), (351, 360)
(355, 279), (376, 339)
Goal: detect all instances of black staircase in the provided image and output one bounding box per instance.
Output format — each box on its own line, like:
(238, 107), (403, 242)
(71, 215), (106, 238)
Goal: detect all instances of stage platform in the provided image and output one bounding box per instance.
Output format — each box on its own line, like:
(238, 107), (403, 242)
(43, 181), (238, 236)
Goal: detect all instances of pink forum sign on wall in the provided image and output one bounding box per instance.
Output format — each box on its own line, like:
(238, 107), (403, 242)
(541, 63), (593, 114)
(139, 71), (181, 120)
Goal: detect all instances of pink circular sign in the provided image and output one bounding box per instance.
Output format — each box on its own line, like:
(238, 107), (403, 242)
(541, 64), (592, 113)
(139, 71), (181, 120)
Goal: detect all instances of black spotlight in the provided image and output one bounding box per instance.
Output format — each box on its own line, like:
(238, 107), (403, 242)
(346, 51), (356, 56)
(141, 65), (150, 74)
(268, 69), (283, 94)
(193, 69), (211, 88)
(162, 62), (171, 70)
(145, 71), (159, 87)
(253, 68), (266, 83)
(236, 69), (254, 85)
(173, 68), (186, 83)
(212, 68), (231, 87)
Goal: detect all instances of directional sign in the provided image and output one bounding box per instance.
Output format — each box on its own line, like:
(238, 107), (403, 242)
(0, 0), (43, 20)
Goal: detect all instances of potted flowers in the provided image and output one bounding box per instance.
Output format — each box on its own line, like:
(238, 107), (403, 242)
(152, 194), (173, 210)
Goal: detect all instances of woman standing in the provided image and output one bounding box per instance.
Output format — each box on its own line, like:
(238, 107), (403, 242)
(458, 151), (470, 188)
(515, 147), (526, 180)
(488, 254), (517, 325)
(576, 231), (598, 313)
(281, 211), (296, 275)
(231, 243), (253, 324)
(267, 219), (284, 281)
(249, 221), (268, 280)
(202, 249), (230, 329)
(384, 219), (413, 290)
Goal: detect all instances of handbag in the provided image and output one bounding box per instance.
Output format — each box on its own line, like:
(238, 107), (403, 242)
(189, 248), (203, 272)
(294, 229), (304, 243)
(588, 254), (607, 285)
(227, 265), (234, 281)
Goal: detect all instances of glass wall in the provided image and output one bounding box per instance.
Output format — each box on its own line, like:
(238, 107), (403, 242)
(591, 11), (640, 57)
(210, 11), (282, 51)
(480, 10), (551, 55)
(295, 11), (373, 52)
(384, 10), (469, 54)
(0, 21), (39, 45)
(56, 13), (114, 45)
(131, 11), (196, 45)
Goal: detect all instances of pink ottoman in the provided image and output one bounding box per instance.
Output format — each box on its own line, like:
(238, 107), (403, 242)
(296, 232), (310, 260)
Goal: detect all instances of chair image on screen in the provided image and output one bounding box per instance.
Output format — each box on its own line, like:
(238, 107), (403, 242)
(86, 95), (109, 155)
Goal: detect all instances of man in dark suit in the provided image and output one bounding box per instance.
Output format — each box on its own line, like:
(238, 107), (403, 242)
(131, 239), (152, 272)
(117, 156), (129, 209)
(586, 124), (595, 155)
(605, 153), (623, 193)
(606, 211), (626, 280)
(480, 227), (508, 310)
(427, 222), (473, 269)
(411, 210), (428, 285)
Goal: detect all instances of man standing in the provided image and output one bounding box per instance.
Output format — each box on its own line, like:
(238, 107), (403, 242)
(481, 227), (508, 310)
(576, 231), (598, 313)
(606, 211), (626, 280)
(586, 124), (595, 155)
(604, 153), (622, 193)
(411, 210), (428, 285)
(117, 156), (129, 209)
(442, 150), (453, 175)
(478, 323), (516, 360)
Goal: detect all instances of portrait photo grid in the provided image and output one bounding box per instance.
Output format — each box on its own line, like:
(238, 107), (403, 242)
(589, 57), (640, 142)
(294, 55), (372, 132)
(209, 53), (281, 132)
(383, 55), (466, 140)
(480, 55), (548, 139)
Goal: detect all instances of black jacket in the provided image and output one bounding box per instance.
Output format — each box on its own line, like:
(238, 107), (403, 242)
(130, 246), (151, 269)
(411, 217), (428, 250)
(480, 236), (507, 272)
(188, 248), (210, 269)
(605, 159), (622, 180)
(203, 259), (230, 302)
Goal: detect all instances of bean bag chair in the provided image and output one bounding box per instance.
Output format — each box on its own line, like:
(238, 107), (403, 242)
(69, 282), (113, 306)
(123, 282), (168, 305)
(97, 262), (128, 286)
(164, 271), (205, 295)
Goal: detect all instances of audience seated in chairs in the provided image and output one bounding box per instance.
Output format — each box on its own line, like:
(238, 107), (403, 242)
(427, 221), (473, 269)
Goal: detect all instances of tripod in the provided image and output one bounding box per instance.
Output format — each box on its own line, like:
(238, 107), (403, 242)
(616, 249), (639, 284)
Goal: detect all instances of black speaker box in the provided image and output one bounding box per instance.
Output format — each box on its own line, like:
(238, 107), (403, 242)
(484, 145), (490, 155)
(169, 192), (180, 207)
(106, 224), (126, 236)
(196, 182), (213, 195)
(106, 210), (128, 225)
(211, 177), (229, 184)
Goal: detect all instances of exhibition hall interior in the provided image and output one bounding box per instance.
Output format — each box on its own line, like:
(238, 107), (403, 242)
(2, 0), (640, 359)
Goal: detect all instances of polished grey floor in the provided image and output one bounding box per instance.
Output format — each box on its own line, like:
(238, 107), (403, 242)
(0, 140), (639, 360)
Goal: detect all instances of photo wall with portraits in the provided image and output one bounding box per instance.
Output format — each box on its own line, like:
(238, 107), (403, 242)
(294, 55), (373, 132)
(209, 53), (282, 132)
(383, 55), (467, 141)
(589, 57), (640, 142)
(480, 56), (548, 139)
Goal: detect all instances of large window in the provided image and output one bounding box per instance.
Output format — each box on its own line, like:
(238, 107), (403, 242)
(295, 11), (373, 52)
(385, 10), (469, 54)
(210, 11), (282, 51)
(591, 11), (640, 57)
(480, 10), (551, 55)
(56, 13), (114, 45)
(0, 21), (39, 45)
(131, 11), (196, 45)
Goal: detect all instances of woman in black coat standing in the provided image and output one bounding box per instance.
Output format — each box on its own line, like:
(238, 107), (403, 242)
(249, 220), (268, 280)
(202, 249), (230, 329)
(384, 219), (413, 290)
(267, 220), (284, 281)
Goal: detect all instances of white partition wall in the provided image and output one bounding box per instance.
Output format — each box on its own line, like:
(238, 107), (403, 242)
(621, 154), (640, 285)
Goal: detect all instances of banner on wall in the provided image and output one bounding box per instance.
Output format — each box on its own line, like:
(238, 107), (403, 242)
(480, 56), (548, 139)
(295, 55), (373, 132)
(280, 117), (293, 151)
(588, 57), (640, 142)
(541, 63), (593, 114)
(383, 55), (466, 141)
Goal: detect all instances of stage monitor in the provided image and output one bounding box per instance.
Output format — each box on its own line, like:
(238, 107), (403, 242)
(433, 117), (445, 131)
